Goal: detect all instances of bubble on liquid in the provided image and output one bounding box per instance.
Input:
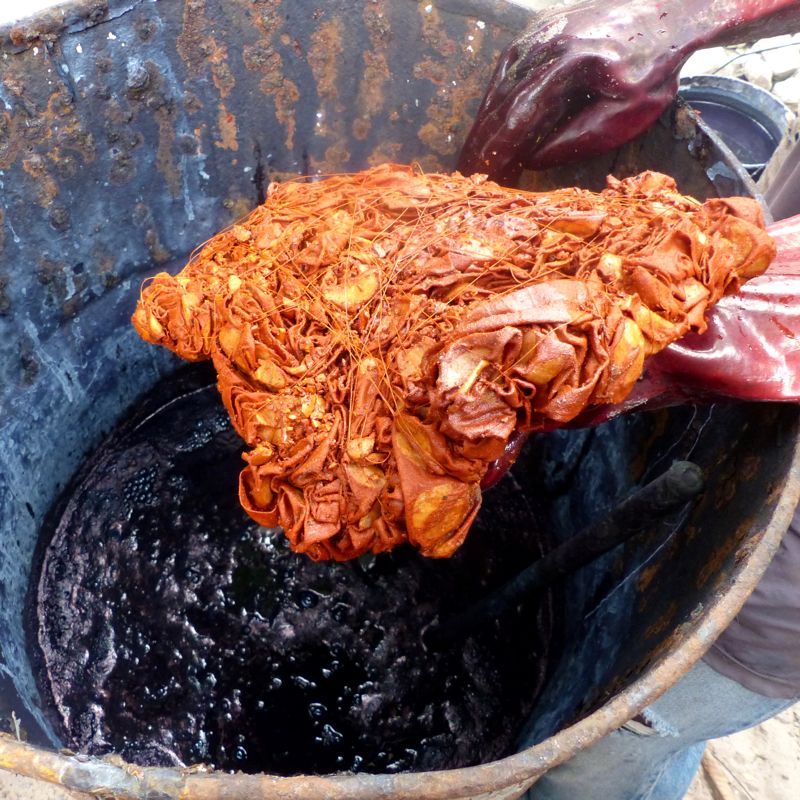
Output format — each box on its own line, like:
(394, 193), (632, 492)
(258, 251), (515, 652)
(296, 590), (320, 609)
(320, 724), (344, 746)
(122, 465), (159, 509)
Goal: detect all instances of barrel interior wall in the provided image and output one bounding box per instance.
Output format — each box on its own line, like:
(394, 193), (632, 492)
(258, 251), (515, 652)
(0, 0), (521, 745)
(599, 402), (800, 704)
(0, 302), (180, 746)
(516, 400), (799, 747)
(0, 0), (517, 355)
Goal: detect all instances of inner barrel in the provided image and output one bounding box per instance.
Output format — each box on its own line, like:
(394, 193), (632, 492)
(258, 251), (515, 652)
(30, 364), (553, 775)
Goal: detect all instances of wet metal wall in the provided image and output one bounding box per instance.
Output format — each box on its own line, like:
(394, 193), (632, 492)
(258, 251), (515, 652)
(2, 3), (800, 799)
(0, 0), (525, 748)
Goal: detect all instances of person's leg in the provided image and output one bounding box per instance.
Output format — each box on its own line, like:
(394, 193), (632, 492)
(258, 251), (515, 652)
(640, 742), (706, 800)
(525, 660), (797, 800)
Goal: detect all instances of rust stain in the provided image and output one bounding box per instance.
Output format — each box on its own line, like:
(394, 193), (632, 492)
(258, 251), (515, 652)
(184, 91), (203, 115)
(46, 146), (81, 180)
(696, 535), (736, 587)
(740, 454), (760, 482)
(643, 598), (680, 640)
(367, 140), (403, 167)
(144, 226), (171, 264)
(351, 1), (391, 142)
(104, 95), (139, 185)
(260, 67), (300, 150)
(418, 3), (457, 59)
(176, 0), (234, 96)
(133, 202), (171, 264)
(113, 57), (183, 196)
(245, 0), (299, 152)
(0, 110), (23, 169)
(35, 256), (80, 316)
(215, 105), (239, 151)
(414, 11), (494, 160)
(176, 0), (236, 154)
(175, 0), (207, 70)
(22, 154), (58, 206)
(306, 16), (350, 173)
(223, 195), (255, 221)
(714, 473), (738, 509)
(307, 17), (343, 108)
(1, 47), (94, 202)
(414, 153), (446, 173)
(208, 50), (235, 99)
(417, 121), (457, 157)
(155, 104), (181, 198)
(351, 118), (371, 141)
(636, 561), (660, 593)
(314, 143), (351, 175)
(92, 245), (119, 288)
(413, 57), (449, 86)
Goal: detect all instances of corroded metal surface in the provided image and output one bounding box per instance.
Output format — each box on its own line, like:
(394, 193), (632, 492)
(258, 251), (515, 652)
(2, 1), (800, 799)
(0, 0), (522, 343)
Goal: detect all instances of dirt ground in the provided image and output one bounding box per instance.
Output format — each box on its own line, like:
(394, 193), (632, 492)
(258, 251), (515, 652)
(684, 704), (800, 800)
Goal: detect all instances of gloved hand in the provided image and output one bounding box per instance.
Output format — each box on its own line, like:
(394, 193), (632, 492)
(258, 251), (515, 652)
(482, 212), (800, 490)
(458, 0), (800, 185)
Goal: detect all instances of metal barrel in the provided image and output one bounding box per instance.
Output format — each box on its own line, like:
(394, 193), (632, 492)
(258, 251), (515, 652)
(1, 2), (798, 798)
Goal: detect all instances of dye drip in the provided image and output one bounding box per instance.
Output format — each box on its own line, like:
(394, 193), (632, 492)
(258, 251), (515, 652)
(31, 365), (552, 775)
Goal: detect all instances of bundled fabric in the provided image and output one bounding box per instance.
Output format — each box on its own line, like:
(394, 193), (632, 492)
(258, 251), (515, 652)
(133, 165), (775, 560)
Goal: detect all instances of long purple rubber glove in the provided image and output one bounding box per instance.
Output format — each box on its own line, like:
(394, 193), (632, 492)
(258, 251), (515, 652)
(458, 0), (800, 185)
(482, 215), (800, 488)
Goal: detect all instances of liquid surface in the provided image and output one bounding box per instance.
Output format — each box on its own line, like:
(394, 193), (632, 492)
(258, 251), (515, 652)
(690, 100), (777, 166)
(32, 365), (552, 775)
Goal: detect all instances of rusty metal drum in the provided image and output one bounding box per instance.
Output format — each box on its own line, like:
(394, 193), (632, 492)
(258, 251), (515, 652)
(1, 2), (799, 798)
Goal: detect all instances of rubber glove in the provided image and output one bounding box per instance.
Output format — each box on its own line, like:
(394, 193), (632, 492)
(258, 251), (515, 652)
(459, 0), (800, 185)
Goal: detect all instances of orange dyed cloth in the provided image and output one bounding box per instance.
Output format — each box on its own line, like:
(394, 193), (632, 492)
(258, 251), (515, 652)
(133, 165), (774, 560)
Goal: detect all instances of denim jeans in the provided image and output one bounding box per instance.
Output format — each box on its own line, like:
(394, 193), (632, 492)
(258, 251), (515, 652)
(525, 659), (798, 800)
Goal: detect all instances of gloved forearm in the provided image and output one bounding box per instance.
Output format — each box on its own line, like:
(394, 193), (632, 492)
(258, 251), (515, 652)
(459, 0), (800, 184)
